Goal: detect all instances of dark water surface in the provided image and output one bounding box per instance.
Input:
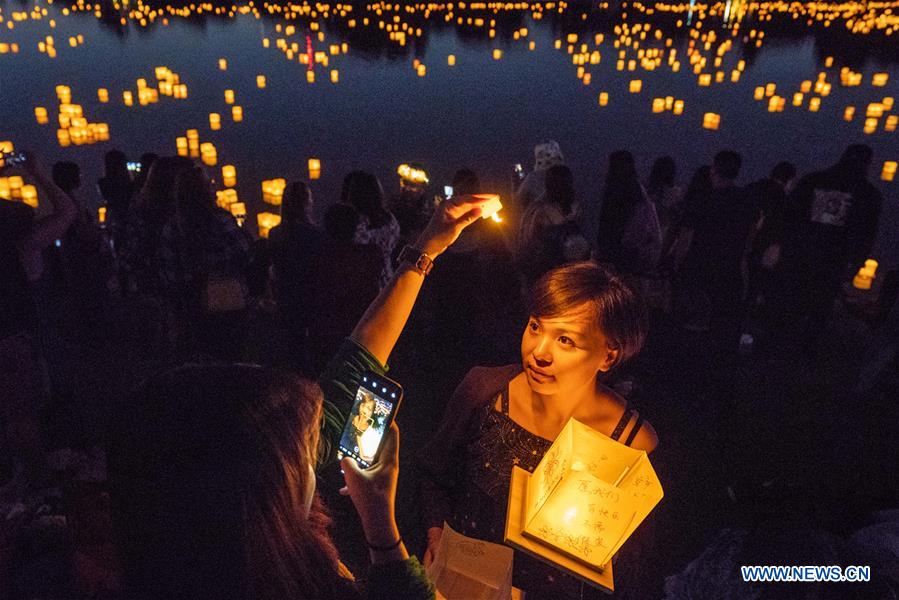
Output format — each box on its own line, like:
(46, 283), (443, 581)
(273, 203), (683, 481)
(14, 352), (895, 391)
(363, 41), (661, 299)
(1, 0), (896, 225)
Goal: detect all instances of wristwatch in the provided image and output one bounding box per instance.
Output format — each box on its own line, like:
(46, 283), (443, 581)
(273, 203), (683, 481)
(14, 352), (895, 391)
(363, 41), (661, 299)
(397, 245), (434, 276)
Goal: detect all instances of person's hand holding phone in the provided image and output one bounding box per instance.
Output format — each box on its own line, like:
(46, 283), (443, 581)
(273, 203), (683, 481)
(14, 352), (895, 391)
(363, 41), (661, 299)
(340, 422), (407, 563)
(413, 195), (484, 258)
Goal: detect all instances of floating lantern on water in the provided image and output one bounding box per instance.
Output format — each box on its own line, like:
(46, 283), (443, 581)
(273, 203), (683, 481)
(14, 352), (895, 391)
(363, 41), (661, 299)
(447, 54), (456, 66)
(219, 58), (227, 71)
(652, 98), (665, 113)
(809, 97), (821, 112)
(529, 41), (536, 51)
(599, 92), (609, 106)
(844, 106), (855, 121)
(222, 165), (237, 188)
(262, 179), (286, 205)
(56, 85), (71, 103)
(34, 107), (48, 124)
(864, 118), (878, 135)
(853, 264), (876, 290)
(98, 206), (106, 224)
(229, 202), (247, 226)
(753, 86), (765, 100)
(493, 48), (503, 60)
(308, 158), (321, 180)
(330, 70), (339, 83)
(883, 97), (895, 110)
(629, 79), (642, 93)
(886, 116), (898, 133)
(232, 106), (243, 122)
(257, 212), (281, 239)
(866, 103), (883, 118)
(417, 64), (427, 77)
(123, 91), (133, 106)
(257, 75), (266, 88)
(0, 178), (9, 199)
(224, 89), (235, 104)
(698, 73), (711, 86)
(703, 112), (721, 130)
(882, 161), (897, 182)
(57, 129), (71, 147)
(21, 184), (38, 208)
(209, 113), (221, 130)
(673, 100), (684, 115)
(765, 83), (776, 97)
(872, 73), (889, 87)
(176, 137), (188, 156)
(8, 176), (24, 199)
(792, 93), (804, 106)
(216, 189), (238, 209)
(307, 70), (315, 83)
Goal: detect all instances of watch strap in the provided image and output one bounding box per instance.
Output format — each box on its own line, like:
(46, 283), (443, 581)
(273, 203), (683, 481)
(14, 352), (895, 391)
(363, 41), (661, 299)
(398, 245), (434, 276)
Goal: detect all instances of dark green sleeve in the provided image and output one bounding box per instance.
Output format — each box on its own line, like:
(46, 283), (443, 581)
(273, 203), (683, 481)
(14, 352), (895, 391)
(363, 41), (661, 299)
(317, 337), (388, 465)
(363, 557), (435, 600)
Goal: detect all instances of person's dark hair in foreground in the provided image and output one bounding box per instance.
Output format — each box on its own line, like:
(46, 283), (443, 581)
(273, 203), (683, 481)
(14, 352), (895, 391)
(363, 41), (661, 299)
(108, 366), (338, 599)
(770, 161), (796, 185)
(647, 155), (677, 198)
(282, 180), (315, 228)
(451, 168), (480, 196)
(325, 203), (362, 242)
(712, 150), (742, 183)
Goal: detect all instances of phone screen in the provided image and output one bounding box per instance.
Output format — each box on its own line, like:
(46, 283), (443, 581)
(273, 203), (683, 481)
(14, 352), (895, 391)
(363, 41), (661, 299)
(337, 373), (402, 469)
(444, 185), (453, 199)
(127, 161), (141, 173)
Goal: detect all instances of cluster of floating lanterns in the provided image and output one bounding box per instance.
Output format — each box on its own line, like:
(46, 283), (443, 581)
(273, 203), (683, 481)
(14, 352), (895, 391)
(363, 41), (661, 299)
(48, 86), (110, 147)
(0, 142), (38, 207)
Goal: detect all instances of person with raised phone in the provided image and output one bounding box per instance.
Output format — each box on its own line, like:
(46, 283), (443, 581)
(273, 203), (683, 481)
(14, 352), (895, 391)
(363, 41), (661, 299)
(106, 194), (485, 599)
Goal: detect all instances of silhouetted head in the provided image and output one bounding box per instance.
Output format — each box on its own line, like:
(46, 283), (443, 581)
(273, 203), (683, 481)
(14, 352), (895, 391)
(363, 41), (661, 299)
(648, 156), (677, 194)
(835, 144), (873, 179)
(52, 161), (81, 193)
(323, 203), (360, 243)
(712, 150), (742, 186)
(343, 171), (388, 226)
(138, 156), (195, 212)
(282, 181), (314, 228)
(770, 161), (796, 186)
(544, 164), (576, 216)
(104, 150), (129, 181)
(451, 168), (481, 196)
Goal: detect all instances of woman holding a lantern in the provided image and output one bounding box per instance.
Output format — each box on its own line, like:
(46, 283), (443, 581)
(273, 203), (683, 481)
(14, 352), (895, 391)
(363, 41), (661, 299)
(419, 261), (659, 599)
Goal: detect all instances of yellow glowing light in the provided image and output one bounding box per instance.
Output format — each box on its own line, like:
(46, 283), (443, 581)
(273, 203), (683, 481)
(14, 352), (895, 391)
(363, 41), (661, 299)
(397, 163), (428, 185)
(232, 106), (243, 122)
(256, 75), (266, 88)
(308, 158), (321, 180)
(221, 165), (236, 188)
(882, 161), (897, 182)
(224, 89), (235, 104)
(257, 212), (281, 239)
(447, 54), (456, 66)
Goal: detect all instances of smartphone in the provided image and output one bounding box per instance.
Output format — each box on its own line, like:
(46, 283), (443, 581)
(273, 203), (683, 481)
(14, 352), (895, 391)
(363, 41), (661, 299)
(1, 151), (27, 166)
(444, 185), (453, 199)
(126, 161), (141, 173)
(336, 372), (403, 469)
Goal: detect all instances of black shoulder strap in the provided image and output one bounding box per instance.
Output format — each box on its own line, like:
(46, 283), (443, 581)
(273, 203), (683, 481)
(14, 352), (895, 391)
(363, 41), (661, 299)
(624, 412), (644, 447)
(610, 405), (632, 441)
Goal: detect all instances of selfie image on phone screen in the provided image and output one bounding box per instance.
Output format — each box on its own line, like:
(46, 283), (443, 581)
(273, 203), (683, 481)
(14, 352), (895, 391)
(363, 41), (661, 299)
(337, 374), (402, 469)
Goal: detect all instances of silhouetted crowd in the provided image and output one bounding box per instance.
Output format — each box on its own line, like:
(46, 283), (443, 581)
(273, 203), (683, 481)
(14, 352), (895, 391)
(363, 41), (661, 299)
(0, 141), (896, 599)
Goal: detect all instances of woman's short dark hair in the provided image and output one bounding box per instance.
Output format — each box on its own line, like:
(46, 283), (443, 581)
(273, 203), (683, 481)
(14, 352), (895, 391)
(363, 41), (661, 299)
(324, 203), (360, 242)
(527, 261), (647, 367)
(107, 365), (342, 600)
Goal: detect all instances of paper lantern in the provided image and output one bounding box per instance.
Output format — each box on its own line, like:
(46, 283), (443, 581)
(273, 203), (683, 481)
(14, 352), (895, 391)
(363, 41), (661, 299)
(882, 161), (897, 182)
(809, 97), (821, 112)
(628, 80), (642, 93)
(886, 116), (898, 133)
(0, 178), (9, 199)
(397, 164), (428, 185)
(417, 64), (426, 77)
(216, 189), (238, 209)
(97, 206), (106, 224)
(262, 179), (286, 205)
(306, 70), (315, 83)
(598, 92), (609, 106)
(34, 107), (49, 124)
(56, 85), (71, 103)
(222, 165), (237, 188)
(853, 266), (875, 290)
(864, 118), (878, 135)
(697, 73), (711, 86)
(447, 54), (456, 66)
(232, 106), (243, 122)
(493, 48), (503, 60)
(843, 106), (855, 121)
(229, 202), (247, 226)
(792, 93), (804, 107)
(702, 112), (720, 130)
(865, 259), (879, 274)
(884, 97), (895, 110)
(872, 73), (889, 87)
(652, 98), (665, 113)
(308, 158), (321, 180)
(209, 113), (221, 130)
(224, 89), (235, 104)
(57, 129), (71, 147)
(504, 418), (662, 592)
(330, 70), (339, 83)
(21, 184), (38, 208)
(219, 58), (227, 70)
(673, 100), (684, 115)
(256, 75), (266, 88)
(257, 212), (282, 239)
(8, 176), (24, 199)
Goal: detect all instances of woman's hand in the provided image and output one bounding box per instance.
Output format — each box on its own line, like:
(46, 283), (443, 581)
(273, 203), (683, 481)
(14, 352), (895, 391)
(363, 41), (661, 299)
(340, 423), (402, 551)
(423, 526), (444, 568)
(414, 195), (484, 259)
